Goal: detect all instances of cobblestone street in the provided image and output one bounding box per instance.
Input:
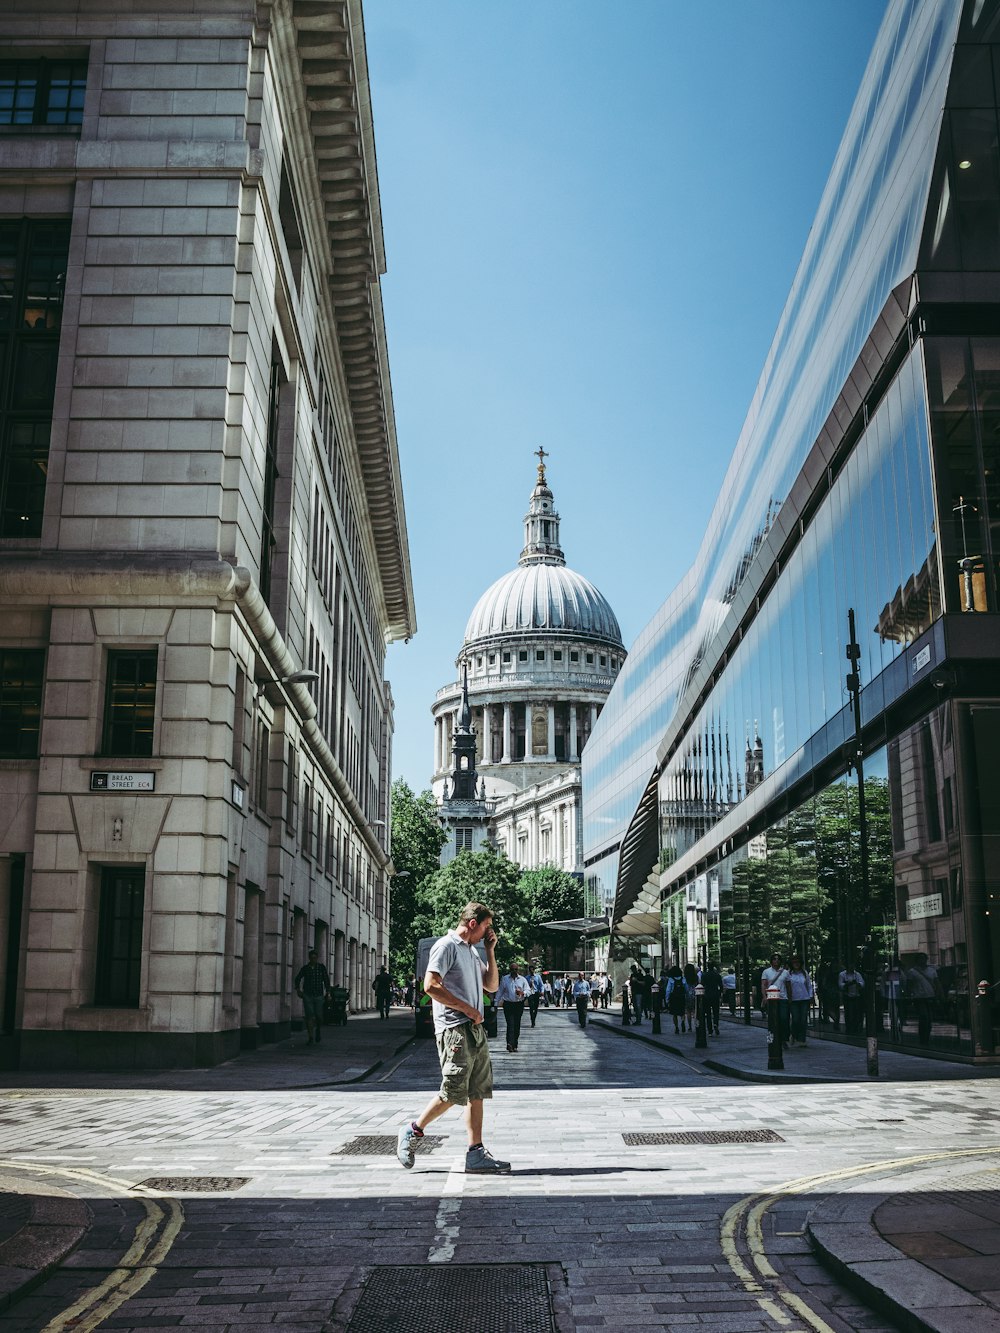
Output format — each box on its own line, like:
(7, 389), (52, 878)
(1, 1010), (998, 1331)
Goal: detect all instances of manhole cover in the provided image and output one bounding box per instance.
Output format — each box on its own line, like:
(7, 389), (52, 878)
(347, 1265), (555, 1332)
(335, 1135), (445, 1156)
(134, 1177), (249, 1192)
(623, 1130), (785, 1146)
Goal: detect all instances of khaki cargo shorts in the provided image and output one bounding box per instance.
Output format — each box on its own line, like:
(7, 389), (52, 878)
(435, 1021), (493, 1106)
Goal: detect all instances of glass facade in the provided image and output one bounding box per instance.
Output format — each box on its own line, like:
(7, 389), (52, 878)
(583, 0), (1000, 1058)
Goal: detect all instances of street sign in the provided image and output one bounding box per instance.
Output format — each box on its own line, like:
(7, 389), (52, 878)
(90, 771), (155, 792)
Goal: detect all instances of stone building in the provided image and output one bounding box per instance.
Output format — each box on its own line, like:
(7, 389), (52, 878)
(433, 454), (623, 880)
(0, 0), (414, 1069)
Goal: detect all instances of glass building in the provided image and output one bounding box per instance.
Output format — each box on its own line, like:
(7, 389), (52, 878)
(583, 0), (1000, 1059)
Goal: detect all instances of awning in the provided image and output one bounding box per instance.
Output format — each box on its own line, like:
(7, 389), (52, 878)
(537, 916), (611, 939)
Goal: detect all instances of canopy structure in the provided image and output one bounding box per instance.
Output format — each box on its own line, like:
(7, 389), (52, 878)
(537, 916), (611, 939)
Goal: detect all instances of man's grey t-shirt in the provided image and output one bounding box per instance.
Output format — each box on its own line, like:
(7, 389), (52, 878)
(426, 929), (486, 1034)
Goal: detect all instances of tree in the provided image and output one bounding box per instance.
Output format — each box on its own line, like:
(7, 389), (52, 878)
(388, 779), (446, 973)
(420, 847), (527, 968)
(517, 867), (586, 965)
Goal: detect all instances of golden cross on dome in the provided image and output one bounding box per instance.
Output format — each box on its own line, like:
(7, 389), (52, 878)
(535, 446), (548, 483)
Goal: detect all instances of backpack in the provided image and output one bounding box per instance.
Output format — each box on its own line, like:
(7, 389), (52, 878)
(667, 977), (686, 1013)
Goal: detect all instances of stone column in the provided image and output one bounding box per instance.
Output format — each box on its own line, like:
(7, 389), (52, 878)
(502, 703), (511, 762)
(524, 701), (533, 760)
(481, 703), (490, 764)
(569, 704), (578, 760)
(547, 704), (555, 760)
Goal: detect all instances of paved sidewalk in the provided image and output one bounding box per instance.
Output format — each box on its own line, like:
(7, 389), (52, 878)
(808, 1161), (1000, 1333)
(0, 1176), (90, 1315)
(0, 1007), (418, 1093)
(589, 1009), (1000, 1082)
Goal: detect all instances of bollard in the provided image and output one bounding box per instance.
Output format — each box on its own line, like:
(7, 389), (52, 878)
(651, 983), (661, 1035)
(621, 988), (632, 1026)
(766, 983), (784, 1070)
(695, 982), (707, 1049)
(974, 980), (995, 1057)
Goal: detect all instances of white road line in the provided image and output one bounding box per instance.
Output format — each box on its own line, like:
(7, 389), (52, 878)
(428, 1161), (466, 1264)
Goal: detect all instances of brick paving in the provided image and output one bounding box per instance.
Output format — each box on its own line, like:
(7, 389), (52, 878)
(0, 1005), (996, 1330)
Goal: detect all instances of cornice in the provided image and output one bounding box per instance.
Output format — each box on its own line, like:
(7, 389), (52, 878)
(266, 0), (414, 643)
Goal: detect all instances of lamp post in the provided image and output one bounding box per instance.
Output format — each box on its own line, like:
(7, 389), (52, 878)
(846, 608), (878, 1078)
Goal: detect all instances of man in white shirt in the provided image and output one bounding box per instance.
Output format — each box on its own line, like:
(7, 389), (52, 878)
(760, 953), (791, 1048)
(496, 962), (530, 1051)
(396, 902), (508, 1175)
(572, 972), (592, 1027)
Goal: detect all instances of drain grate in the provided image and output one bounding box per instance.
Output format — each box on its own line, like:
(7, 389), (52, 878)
(134, 1176), (249, 1192)
(623, 1129), (785, 1146)
(335, 1135), (445, 1157)
(347, 1265), (555, 1333)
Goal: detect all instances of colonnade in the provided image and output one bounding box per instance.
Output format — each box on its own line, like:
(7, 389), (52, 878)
(433, 699), (600, 773)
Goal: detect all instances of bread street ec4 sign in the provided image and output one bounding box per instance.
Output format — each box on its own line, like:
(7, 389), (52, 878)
(90, 771), (155, 792)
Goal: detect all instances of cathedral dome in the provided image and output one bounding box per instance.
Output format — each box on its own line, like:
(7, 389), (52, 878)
(464, 562), (622, 647)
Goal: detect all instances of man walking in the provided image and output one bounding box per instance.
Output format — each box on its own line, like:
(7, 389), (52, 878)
(526, 968), (543, 1028)
(373, 965), (393, 1019)
(572, 971), (592, 1027)
(294, 949), (331, 1046)
(496, 961), (530, 1051)
(396, 903), (510, 1175)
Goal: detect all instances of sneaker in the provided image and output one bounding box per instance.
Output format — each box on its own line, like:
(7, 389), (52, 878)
(397, 1122), (419, 1169)
(465, 1145), (511, 1174)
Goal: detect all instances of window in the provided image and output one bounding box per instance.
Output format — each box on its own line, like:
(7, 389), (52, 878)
(553, 650), (562, 662)
(586, 652), (594, 664)
(518, 650), (528, 662)
(456, 827), (473, 852)
(600, 655), (607, 668)
(260, 358), (282, 604)
(102, 650), (156, 756)
(0, 219), (70, 535)
(0, 59), (87, 127)
(502, 651), (510, 663)
(0, 648), (44, 757)
(570, 651), (579, 663)
(488, 653), (496, 665)
(253, 717), (269, 812)
(536, 650), (545, 662)
(95, 866), (144, 1006)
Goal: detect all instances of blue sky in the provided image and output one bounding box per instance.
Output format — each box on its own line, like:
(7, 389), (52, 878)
(365, 0), (889, 792)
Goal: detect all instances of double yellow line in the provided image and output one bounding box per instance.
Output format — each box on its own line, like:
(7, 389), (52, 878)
(720, 1146), (1000, 1332)
(0, 1158), (183, 1333)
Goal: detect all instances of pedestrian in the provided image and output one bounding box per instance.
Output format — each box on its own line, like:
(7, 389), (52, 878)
(903, 953), (940, 1048)
(572, 971), (592, 1027)
(628, 968), (644, 1024)
(564, 975), (575, 1009)
(526, 969), (543, 1027)
(722, 965), (737, 1017)
(601, 972), (612, 1009)
(542, 976), (552, 1008)
(786, 955), (813, 1046)
(683, 962), (699, 1033)
(405, 975), (416, 1009)
(760, 953), (791, 1047)
(838, 961), (865, 1035)
(496, 961), (530, 1051)
(666, 966), (686, 1033)
(373, 965), (393, 1019)
(702, 960), (723, 1035)
(396, 902), (509, 1174)
(294, 949), (331, 1046)
(817, 958), (840, 1029)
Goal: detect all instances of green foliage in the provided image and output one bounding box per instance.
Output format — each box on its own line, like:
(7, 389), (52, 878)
(388, 779), (446, 973)
(518, 867), (585, 933)
(724, 775), (894, 971)
(420, 847), (527, 968)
